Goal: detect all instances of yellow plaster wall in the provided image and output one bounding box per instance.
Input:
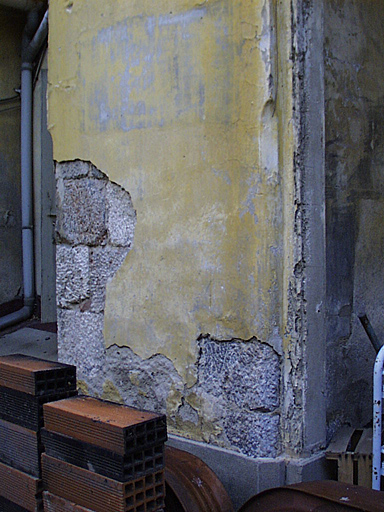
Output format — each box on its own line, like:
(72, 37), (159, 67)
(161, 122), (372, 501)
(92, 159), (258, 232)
(48, 0), (289, 387)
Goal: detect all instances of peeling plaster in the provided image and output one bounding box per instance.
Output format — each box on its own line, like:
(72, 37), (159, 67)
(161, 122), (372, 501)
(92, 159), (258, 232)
(49, 0), (303, 455)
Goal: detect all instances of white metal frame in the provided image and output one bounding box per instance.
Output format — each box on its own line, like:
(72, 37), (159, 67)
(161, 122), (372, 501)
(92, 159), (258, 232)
(373, 345), (384, 490)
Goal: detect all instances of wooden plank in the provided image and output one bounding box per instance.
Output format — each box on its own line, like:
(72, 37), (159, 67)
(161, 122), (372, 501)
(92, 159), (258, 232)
(357, 455), (372, 488)
(355, 428), (373, 456)
(338, 454), (354, 484)
(326, 427), (354, 459)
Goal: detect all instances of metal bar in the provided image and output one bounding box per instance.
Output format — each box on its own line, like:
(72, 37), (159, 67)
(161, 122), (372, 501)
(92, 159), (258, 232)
(358, 315), (383, 353)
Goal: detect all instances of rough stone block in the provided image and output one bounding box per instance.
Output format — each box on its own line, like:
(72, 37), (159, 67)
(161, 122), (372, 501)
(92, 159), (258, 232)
(56, 178), (107, 246)
(224, 411), (280, 457)
(56, 245), (89, 307)
(89, 246), (129, 312)
(57, 309), (105, 393)
(106, 181), (136, 247)
(198, 338), (280, 412)
(56, 160), (90, 180)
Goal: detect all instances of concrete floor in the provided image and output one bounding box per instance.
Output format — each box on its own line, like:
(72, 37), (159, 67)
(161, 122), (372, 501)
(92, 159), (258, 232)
(0, 325), (57, 360)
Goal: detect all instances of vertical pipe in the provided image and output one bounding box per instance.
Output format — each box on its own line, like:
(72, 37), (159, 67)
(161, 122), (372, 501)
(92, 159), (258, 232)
(372, 345), (384, 490)
(21, 62), (34, 306)
(0, 9), (47, 330)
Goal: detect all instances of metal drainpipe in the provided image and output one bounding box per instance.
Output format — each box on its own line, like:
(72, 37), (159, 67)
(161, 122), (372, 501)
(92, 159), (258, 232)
(0, 9), (48, 330)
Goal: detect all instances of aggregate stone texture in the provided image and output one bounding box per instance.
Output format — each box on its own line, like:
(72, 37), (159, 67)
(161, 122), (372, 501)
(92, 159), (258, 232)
(106, 182), (136, 247)
(56, 178), (107, 246)
(104, 345), (184, 416)
(88, 246), (129, 313)
(224, 411), (280, 458)
(197, 337), (280, 412)
(194, 337), (281, 457)
(57, 309), (106, 390)
(56, 160), (91, 180)
(55, 160), (280, 458)
(56, 245), (90, 307)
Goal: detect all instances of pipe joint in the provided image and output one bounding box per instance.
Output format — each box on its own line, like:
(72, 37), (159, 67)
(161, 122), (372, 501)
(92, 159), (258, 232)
(23, 297), (35, 308)
(21, 62), (33, 71)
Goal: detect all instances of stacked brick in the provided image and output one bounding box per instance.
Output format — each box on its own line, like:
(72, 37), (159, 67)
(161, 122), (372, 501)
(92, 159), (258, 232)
(41, 395), (167, 512)
(0, 354), (77, 511)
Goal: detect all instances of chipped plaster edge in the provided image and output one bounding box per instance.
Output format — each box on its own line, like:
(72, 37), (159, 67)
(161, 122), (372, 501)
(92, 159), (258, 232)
(282, 0), (326, 456)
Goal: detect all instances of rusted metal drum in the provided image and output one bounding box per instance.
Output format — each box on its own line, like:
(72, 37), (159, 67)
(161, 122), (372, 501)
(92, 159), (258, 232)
(238, 480), (384, 512)
(165, 445), (234, 512)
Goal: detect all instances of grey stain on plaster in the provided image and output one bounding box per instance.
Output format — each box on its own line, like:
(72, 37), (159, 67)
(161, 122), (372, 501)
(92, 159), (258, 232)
(85, 1), (236, 133)
(325, 0), (384, 439)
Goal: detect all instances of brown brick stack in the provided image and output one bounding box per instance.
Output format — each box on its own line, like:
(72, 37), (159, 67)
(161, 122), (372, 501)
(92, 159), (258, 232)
(0, 354), (77, 512)
(41, 395), (167, 512)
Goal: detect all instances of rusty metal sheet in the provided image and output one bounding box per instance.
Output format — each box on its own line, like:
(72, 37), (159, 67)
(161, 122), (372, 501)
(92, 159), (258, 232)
(238, 480), (384, 512)
(0, 461), (43, 512)
(164, 446), (234, 512)
(0, 354), (76, 396)
(0, 386), (77, 431)
(0, 418), (40, 477)
(41, 428), (164, 482)
(42, 454), (165, 512)
(43, 492), (95, 512)
(43, 396), (167, 455)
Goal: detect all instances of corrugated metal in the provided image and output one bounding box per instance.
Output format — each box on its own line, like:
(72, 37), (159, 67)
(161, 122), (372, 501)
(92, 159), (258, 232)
(0, 461), (43, 512)
(0, 419), (40, 476)
(43, 396), (166, 455)
(42, 455), (165, 512)
(0, 354), (76, 396)
(42, 428), (164, 481)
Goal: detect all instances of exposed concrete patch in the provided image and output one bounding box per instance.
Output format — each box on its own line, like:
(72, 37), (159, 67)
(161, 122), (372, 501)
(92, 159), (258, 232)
(197, 336), (280, 412)
(56, 160), (281, 458)
(58, 308), (106, 394)
(89, 246), (129, 313)
(103, 337), (281, 458)
(104, 344), (184, 416)
(56, 160), (136, 395)
(102, 379), (124, 404)
(56, 177), (108, 246)
(191, 335), (281, 457)
(56, 245), (90, 307)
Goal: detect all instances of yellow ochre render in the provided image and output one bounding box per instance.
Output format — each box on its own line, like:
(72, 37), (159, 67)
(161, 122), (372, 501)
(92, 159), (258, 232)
(48, 0), (293, 387)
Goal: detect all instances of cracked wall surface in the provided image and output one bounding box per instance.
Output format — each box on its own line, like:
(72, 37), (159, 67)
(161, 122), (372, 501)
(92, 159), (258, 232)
(50, 0), (331, 461)
(56, 160), (136, 389)
(50, 0), (288, 458)
(325, 0), (384, 440)
(56, 159), (281, 457)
